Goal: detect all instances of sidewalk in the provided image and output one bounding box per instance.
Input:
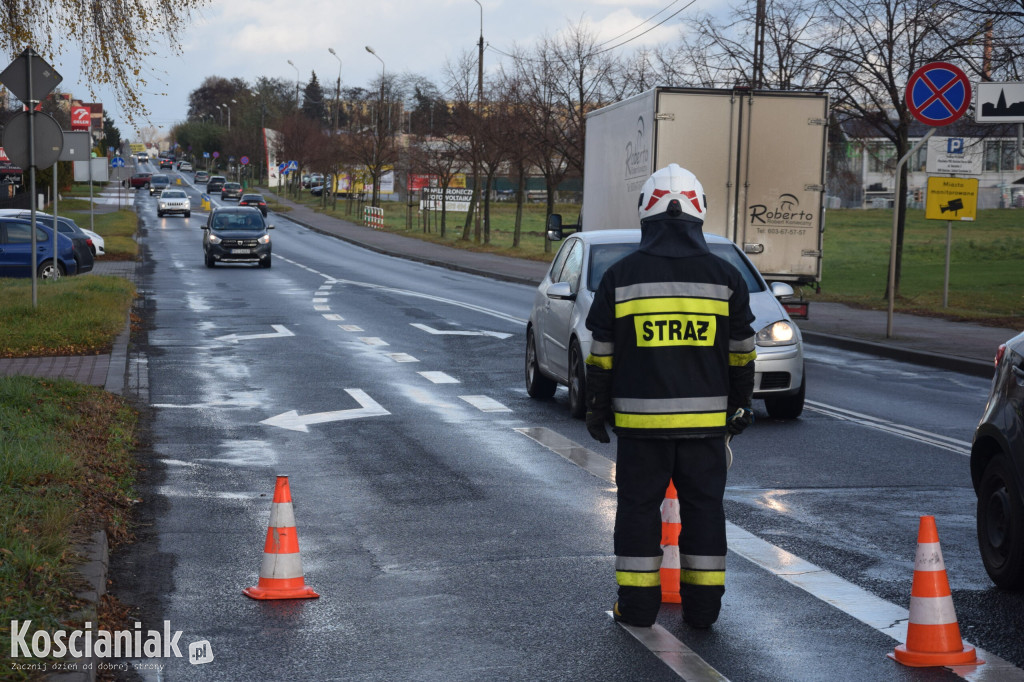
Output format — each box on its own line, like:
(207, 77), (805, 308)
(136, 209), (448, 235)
(1, 187), (1019, 388)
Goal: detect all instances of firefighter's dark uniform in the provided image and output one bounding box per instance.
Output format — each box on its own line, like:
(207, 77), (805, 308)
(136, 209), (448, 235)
(585, 212), (756, 628)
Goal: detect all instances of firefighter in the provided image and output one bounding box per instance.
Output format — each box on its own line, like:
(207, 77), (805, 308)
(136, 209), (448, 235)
(584, 163), (756, 629)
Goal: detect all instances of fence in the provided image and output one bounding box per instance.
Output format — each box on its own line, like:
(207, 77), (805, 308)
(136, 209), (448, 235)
(363, 206), (384, 229)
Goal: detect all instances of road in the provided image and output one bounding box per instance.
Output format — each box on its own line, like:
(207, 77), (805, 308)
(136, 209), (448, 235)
(111, 169), (1024, 681)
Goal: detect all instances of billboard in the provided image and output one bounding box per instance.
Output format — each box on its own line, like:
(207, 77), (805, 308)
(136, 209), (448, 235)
(71, 105), (91, 131)
(264, 128), (280, 185)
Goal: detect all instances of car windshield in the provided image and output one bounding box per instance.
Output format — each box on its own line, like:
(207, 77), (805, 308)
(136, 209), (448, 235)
(586, 240), (765, 293)
(162, 191), (186, 199)
(152, 175), (169, 183)
(211, 213), (264, 231)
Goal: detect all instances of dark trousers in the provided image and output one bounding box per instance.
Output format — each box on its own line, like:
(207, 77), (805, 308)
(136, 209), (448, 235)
(614, 436), (728, 627)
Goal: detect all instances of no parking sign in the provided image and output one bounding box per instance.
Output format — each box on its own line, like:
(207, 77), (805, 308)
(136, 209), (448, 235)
(905, 62), (971, 126)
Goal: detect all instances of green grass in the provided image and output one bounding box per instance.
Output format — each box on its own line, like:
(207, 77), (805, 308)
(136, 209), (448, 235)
(0, 377), (137, 679)
(0, 276), (135, 357)
(63, 207), (139, 261)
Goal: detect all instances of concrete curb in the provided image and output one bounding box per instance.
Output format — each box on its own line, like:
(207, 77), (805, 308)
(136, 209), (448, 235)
(802, 329), (994, 379)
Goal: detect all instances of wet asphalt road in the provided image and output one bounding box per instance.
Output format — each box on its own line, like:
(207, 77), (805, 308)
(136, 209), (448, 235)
(109, 175), (1023, 681)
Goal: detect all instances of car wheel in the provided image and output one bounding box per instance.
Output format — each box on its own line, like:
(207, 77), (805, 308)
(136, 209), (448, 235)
(185, 211), (191, 218)
(205, 252), (215, 268)
(38, 259), (64, 280)
(525, 328), (557, 400)
(260, 255), (272, 268)
(764, 368), (805, 419)
(568, 341), (587, 419)
(157, 210), (163, 217)
(977, 453), (1024, 590)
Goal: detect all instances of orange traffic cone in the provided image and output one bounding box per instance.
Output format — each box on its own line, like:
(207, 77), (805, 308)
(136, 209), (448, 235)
(243, 476), (320, 600)
(889, 516), (982, 667)
(660, 481), (681, 603)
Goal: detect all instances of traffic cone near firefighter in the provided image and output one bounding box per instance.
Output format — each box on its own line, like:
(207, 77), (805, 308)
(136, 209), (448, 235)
(660, 481), (682, 604)
(244, 475), (320, 600)
(889, 515), (981, 667)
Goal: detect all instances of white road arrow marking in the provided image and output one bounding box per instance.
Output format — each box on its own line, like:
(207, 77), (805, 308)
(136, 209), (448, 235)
(260, 389), (390, 432)
(410, 322), (512, 340)
(215, 324), (295, 344)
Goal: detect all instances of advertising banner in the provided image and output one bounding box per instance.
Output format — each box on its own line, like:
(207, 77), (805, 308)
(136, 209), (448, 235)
(71, 105), (91, 131)
(421, 187), (473, 212)
(264, 128), (280, 185)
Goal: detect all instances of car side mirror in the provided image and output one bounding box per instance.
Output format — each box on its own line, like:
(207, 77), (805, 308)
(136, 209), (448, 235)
(545, 281), (575, 301)
(267, 225), (274, 229)
(770, 281), (795, 298)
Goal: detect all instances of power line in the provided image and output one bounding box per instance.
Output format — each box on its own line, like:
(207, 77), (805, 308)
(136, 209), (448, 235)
(595, 0), (685, 49)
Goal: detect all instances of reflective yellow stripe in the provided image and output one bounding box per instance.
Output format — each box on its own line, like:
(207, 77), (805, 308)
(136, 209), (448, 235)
(680, 569), (725, 586)
(729, 350), (757, 366)
(616, 297), (729, 319)
(615, 411), (726, 430)
(586, 354), (613, 370)
(616, 571), (661, 588)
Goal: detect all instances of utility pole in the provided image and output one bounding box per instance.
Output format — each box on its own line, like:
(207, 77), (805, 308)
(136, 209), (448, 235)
(473, 0), (483, 243)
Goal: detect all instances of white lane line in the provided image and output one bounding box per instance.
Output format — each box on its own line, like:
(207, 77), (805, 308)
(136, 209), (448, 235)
(359, 337), (388, 347)
(314, 305), (330, 311)
(339, 325), (363, 332)
(313, 297), (328, 304)
(387, 353), (419, 363)
(608, 613), (729, 682)
(806, 400), (971, 456)
(515, 427), (1023, 681)
(419, 371), (459, 384)
(459, 395), (511, 412)
(323, 314), (344, 321)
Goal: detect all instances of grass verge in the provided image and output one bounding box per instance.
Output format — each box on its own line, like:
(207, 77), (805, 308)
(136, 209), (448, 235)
(0, 376), (138, 680)
(0, 276), (135, 358)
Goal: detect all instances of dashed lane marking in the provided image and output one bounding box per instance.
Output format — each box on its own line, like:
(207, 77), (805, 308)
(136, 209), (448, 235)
(419, 371), (459, 384)
(339, 325), (363, 332)
(359, 337), (388, 347)
(459, 395), (511, 412)
(323, 314), (344, 321)
(387, 353), (419, 363)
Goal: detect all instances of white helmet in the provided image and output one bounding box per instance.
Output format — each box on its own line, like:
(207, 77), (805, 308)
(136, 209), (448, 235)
(637, 163), (706, 222)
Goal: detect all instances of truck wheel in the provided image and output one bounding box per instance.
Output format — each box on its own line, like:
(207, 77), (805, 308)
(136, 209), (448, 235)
(977, 453), (1024, 590)
(525, 328), (556, 400)
(764, 370), (805, 419)
(568, 341), (587, 420)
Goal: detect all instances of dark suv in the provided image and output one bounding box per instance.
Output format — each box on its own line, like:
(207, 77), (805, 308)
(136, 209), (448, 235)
(206, 175), (227, 194)
(972, 331), (1024, 590)
(203, 207), (273, 268)
(149, 174), (171, 195)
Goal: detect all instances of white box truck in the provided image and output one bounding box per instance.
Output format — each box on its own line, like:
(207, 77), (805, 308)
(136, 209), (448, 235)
(559, 87), (828, 308)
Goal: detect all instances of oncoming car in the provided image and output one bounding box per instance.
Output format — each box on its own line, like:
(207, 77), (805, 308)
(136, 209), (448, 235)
(149, 174), (171, 196)
(525, 228), (805, 420)
(157, 189), (191, 218)
(202, 207), (273, 268)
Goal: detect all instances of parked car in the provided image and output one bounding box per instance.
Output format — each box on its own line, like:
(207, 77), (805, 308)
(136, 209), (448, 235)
(149, 174), (171, 196)
(206, 175), (227, 193)
(128, 172), (152, 189)
(157, 189), (191, 218)
(238, 193), (268, 216)
(302, 174), (324, 189)
(220, 182), (243, 201)
(159, 158), (173, 169)
(0, 210), (100, 265)
(971, 330), (1024, 590)
(179, 161), (193, 172)
(194, 171), (210, 184)
(0, 218), (78, 279)
(525, 228), (805, 419)
(309, 184), (331, 197)
(202, 207), (273, 268)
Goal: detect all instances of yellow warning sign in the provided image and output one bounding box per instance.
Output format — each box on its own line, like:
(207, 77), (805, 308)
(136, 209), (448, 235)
(925, 176), (978, 221)
(129, 143), (145, 153)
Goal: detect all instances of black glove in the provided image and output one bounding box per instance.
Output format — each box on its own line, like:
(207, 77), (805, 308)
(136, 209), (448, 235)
(586, 411), (610, 443)
(727, 407), (753, 436)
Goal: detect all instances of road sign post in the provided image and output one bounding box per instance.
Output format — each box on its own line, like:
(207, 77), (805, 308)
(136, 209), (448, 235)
(886, 63), (971, 337)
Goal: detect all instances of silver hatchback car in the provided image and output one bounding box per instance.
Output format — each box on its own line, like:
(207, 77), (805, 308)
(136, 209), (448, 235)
(525, 229), (805, 420)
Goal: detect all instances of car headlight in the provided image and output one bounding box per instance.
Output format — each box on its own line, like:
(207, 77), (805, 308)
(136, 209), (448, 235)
(257, 234), (271, 244)
(208, 234), (222, 244)
(756, 320), (797, 346)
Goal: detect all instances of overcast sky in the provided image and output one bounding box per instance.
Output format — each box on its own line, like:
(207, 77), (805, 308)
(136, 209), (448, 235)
(49, 0), (718, 138)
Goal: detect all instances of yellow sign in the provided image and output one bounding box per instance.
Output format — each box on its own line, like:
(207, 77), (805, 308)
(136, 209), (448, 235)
(129, 143), (145, 153)
(925, 176), (978, 221)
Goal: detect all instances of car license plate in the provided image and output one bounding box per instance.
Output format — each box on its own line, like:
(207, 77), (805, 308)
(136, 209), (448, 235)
(230, 248), (251, 254)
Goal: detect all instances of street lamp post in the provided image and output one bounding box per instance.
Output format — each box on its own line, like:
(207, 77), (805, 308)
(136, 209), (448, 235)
(328, 48), (343, 210)
(223, 99), (236, 131)
(215, 104), (223, 126)
(287, 59), (300, 109)
(366, 45), (386, 208)
(253, 89), (267, 186)
(472, 0), (484, 242)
